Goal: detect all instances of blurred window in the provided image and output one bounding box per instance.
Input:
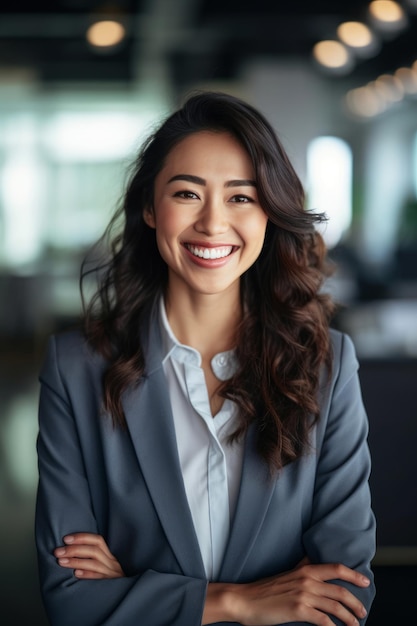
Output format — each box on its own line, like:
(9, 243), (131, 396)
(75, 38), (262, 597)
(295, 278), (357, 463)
(0, 106), (162, 268)
(306, 136), (353, 248)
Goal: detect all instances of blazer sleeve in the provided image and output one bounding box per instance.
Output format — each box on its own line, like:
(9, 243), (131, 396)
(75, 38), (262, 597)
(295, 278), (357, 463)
(35, 336), (207, 626)
(302, 332), (376, 625)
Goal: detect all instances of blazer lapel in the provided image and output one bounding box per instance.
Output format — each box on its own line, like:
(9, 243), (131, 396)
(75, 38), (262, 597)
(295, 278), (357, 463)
(122, 312), (205, 579)
(219, 425), (276, 581)
(122, 307), (276, 583)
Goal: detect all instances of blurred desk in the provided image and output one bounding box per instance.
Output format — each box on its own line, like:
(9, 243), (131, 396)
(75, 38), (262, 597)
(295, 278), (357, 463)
(338, 299), (417, 359)
(359, 357), (417, 561)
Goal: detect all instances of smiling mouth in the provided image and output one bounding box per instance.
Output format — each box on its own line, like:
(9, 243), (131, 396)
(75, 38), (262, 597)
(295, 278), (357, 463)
(185, 244), (235, 260)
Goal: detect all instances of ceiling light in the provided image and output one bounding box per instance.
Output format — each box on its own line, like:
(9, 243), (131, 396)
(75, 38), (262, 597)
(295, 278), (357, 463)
(313, 40), (352, 72)
(336, 20), (380, 58)
(368, 1), (407, 33)
(86, 20), (126, 48)
(369, 0), (405, 22)
(337, 21), (374, 48)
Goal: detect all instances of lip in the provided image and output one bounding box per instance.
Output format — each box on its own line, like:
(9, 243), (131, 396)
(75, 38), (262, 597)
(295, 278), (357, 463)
(182, 241), (239, 268)
(183, 240), (238, 248)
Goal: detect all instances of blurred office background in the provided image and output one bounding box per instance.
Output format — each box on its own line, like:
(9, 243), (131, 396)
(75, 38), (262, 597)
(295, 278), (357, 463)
(1, 1), (417, 623)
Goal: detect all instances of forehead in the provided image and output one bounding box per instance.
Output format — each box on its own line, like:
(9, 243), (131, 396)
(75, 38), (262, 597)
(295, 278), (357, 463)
(160, 130), (254, 175)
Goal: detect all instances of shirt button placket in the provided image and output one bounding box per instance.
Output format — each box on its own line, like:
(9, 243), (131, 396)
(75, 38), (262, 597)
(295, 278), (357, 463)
(207, 442), (229, 579)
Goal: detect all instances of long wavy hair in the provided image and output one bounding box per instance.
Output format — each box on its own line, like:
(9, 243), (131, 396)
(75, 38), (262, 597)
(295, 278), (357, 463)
(82, 91), (335, 472)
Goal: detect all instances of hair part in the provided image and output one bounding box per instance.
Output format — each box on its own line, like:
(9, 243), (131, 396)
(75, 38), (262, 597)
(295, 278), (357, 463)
(82, 91), (335, 472)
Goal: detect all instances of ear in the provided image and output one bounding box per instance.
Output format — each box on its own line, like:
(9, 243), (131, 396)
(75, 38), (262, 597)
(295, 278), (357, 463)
(143, 206), (156, 229)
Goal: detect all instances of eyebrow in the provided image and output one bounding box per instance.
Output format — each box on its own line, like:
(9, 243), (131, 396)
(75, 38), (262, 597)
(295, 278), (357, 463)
(167, 174), (257, 188)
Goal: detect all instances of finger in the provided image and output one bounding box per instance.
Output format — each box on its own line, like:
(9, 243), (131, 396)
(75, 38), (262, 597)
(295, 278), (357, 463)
(274, 575), (367, 621)
(63, 533), (115, 559)
(55, 546), (119, 570)
(312, 580), (368, 620)
(253, 568), (368, 623)
(55, 537), (122, 574)
(56, 542), (117, 566)
(74, 569), (122, 580)
(240, 585), (363, 626)
(300, 563), (370, 588)
(54, 543), (124, 576)
(261, 583), (366, 626)
(307, 594), (366, 626)
(56, 555), (123, 577)
(55, 547), (123, 575)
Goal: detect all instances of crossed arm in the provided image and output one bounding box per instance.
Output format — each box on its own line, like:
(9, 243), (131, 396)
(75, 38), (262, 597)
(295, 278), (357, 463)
(40, 333), (375, 626)
(54, 532), (370, 626)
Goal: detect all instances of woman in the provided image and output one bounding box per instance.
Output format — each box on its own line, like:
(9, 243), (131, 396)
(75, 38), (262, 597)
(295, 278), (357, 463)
(36, 92), (375, 626)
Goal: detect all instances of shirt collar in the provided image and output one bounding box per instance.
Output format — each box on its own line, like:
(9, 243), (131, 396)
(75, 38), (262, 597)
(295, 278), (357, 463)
(158, 296), (238, 381)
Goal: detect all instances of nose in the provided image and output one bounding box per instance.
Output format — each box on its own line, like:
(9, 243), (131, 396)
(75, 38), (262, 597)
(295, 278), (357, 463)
(194, 197), (229, 235)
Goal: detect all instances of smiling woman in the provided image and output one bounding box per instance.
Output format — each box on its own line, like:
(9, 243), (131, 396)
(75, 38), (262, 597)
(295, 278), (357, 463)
(35, 91), (376, 626)
(143, 131), (268, 302)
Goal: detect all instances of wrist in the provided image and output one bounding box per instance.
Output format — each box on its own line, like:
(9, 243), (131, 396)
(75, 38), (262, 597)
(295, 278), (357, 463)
(202, 582), (242, 625)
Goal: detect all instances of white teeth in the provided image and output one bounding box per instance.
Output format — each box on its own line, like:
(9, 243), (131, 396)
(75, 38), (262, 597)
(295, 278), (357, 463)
(187, 245), (233, 259)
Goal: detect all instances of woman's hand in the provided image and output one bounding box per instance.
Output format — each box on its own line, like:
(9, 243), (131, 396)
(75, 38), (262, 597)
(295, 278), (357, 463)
(54, 533), (125, 580)
(203, 561), (370, 626)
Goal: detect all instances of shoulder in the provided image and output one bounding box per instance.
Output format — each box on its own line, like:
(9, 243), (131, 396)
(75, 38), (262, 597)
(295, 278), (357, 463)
(40, 329), (107, 391)
(316, 328), (363, 435)
(329, 327), (356, 359)
(44, 328), (99, 363)
(316, 329), (361, 427)
(51, 328), (88, 352)
(328, 328), (359, 387)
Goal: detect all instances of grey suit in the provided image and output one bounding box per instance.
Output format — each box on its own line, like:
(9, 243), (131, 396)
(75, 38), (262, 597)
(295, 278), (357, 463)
(35, 310), (376, 625)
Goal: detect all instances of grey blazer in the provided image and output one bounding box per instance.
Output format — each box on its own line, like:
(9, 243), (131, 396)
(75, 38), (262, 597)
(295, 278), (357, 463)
(35, 311), (376, 626)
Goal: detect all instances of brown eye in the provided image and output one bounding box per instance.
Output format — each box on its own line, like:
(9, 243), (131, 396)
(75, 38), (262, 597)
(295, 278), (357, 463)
(174, 190), (199, 199)
(230, 195), (252, 203)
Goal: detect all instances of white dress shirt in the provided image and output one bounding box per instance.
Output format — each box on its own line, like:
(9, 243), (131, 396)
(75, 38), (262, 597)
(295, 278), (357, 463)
(159, 298), (244, 580)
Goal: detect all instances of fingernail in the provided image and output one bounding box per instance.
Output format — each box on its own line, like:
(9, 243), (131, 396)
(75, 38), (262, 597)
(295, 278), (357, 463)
(64, 535), (74, 544)
(361, 576), (370, 586)
(74, 569), (84, 577)
(361, 606), (367, 617)
(58, 558), (69, 564)
(55, 548), (66, 556)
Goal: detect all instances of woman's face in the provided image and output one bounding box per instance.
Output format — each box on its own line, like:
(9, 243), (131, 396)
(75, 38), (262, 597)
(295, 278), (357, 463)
(144, 131), (268, 301)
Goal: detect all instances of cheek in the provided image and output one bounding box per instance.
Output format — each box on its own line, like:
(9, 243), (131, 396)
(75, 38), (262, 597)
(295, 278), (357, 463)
(244, 213), (268, 249)
(153, 209), (188, 263)
(154, 206), (189, 237)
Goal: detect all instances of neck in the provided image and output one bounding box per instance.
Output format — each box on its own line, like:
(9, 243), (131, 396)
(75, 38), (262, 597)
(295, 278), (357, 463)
(164, 289), (241, 359)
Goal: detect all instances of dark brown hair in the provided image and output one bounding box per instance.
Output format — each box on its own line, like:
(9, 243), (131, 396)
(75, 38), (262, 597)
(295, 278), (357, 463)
(82, 91), (335, 472)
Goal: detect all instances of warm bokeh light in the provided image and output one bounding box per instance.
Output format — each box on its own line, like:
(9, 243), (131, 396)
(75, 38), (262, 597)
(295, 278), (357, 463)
(369, 0), (405, 23)
(337, 21), (374, 48)
(345, 63), (417, 119)
(86, 20), (126, 48)
(374, 73), (404, 102)
(346, 86), (385, 118)
(313, 40), (351, 69)
(395, 67), (417, 94)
